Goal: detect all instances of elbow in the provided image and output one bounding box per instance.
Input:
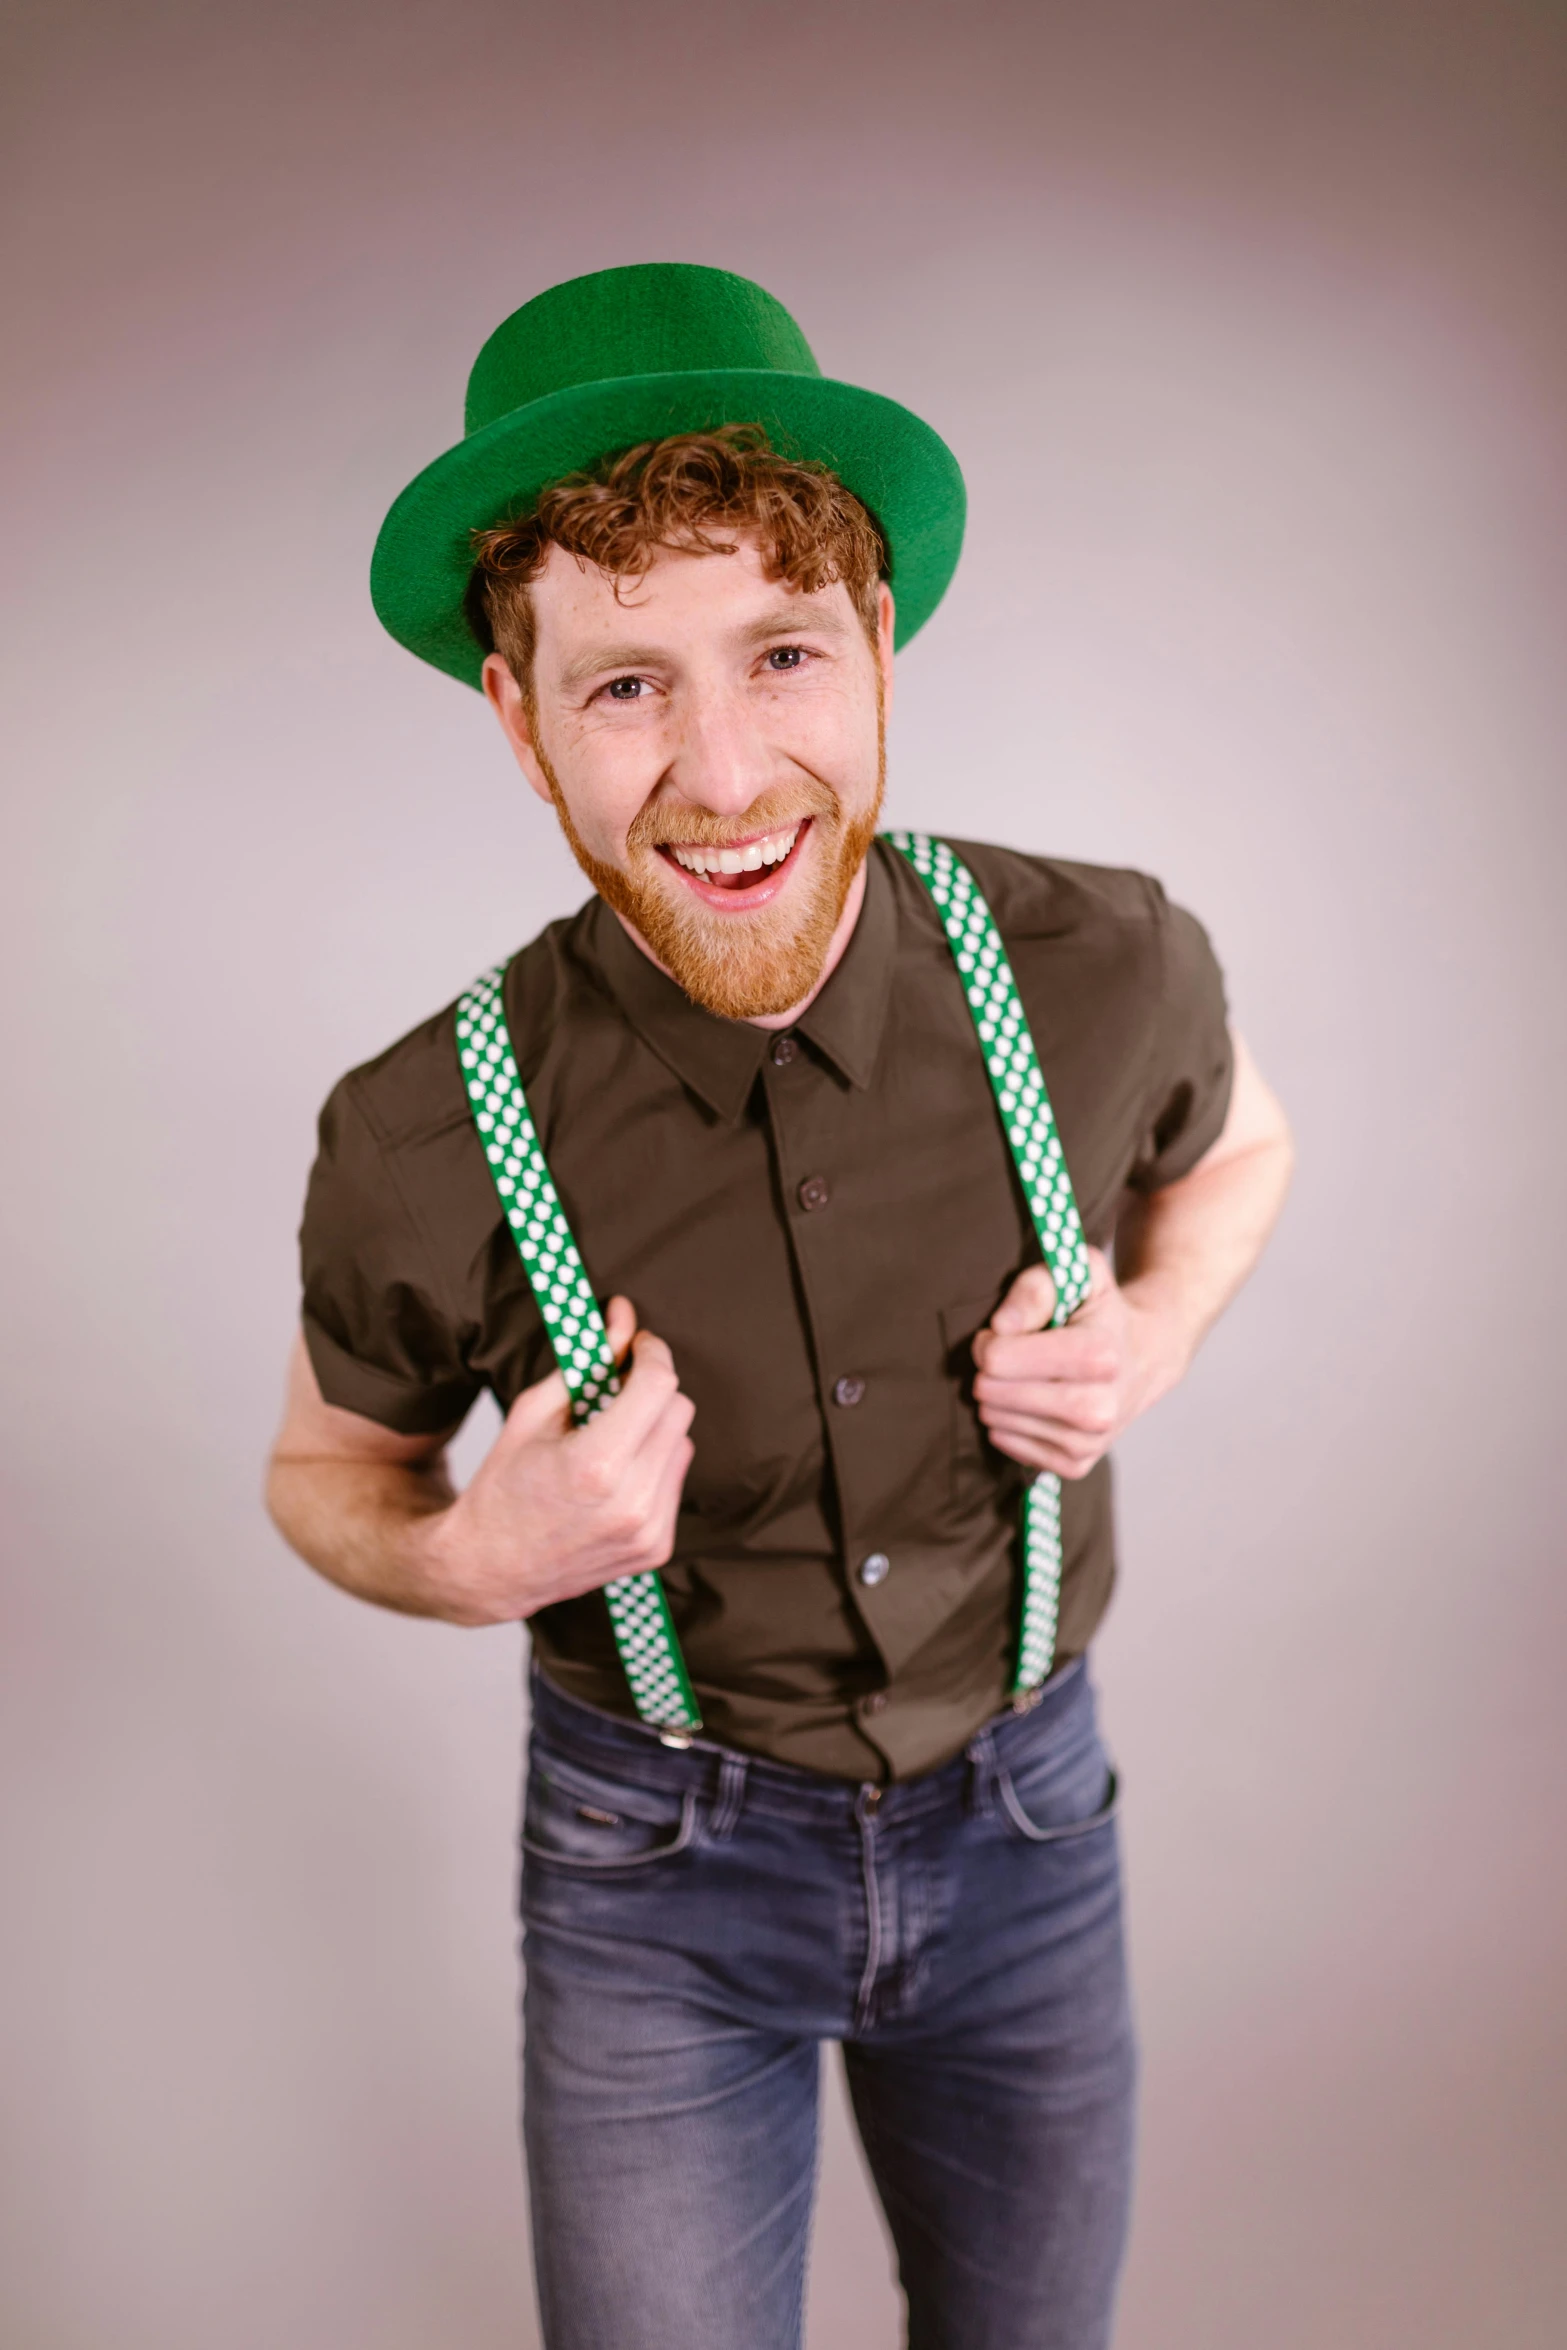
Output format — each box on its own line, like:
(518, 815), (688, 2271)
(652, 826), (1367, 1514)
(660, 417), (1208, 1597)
(263, 1449), (309, 1557)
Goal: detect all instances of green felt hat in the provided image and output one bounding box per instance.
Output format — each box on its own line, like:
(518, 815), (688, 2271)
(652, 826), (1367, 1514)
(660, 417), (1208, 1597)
(370, 263), (966, 689)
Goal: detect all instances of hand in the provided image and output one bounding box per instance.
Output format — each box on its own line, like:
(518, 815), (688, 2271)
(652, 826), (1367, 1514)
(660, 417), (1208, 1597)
(424, 1296), (696, 1625)
(970, 1248), (1187, 1480)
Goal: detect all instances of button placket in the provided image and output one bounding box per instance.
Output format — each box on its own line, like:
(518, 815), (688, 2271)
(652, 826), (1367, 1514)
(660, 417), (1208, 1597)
(758, 1045), (898, 1686)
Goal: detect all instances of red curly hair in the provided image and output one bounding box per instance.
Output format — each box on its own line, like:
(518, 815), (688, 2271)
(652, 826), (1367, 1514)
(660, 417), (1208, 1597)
(468, 425), (887, 688)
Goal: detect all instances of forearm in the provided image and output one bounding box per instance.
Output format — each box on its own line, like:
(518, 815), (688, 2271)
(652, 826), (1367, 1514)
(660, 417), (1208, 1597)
(1115, 1130), (1294, 1393)
(265, 1452), (464, 1620)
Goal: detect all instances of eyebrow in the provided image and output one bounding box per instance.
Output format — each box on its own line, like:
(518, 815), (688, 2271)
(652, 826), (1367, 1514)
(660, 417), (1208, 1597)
(557, 600), (857, 692)
(559, 643), (664, 690)
(733, 600), (857, 648)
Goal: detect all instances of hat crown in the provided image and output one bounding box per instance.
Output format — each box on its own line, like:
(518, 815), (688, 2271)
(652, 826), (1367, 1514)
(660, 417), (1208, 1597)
(464, 263), (822, 437)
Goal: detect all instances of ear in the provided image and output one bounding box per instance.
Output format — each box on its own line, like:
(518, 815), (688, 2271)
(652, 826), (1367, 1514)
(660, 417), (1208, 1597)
(875, 582), (896, 716)
(482, 653), (554, 807)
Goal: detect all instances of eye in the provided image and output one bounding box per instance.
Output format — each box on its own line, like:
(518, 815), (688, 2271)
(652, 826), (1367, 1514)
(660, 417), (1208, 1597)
(765, 645), (807, 672)
(603, 675), (644, 702)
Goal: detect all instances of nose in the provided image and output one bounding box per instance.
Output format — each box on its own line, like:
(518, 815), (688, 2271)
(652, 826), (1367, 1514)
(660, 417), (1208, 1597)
(664, 676), (778, 818)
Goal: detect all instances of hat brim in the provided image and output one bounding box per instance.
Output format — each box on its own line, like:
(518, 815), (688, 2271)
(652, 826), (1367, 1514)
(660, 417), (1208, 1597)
(370, 369), (965, 688)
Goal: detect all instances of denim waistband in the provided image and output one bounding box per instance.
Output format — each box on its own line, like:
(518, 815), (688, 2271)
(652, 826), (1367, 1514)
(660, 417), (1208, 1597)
(527, 1656), (1092, 1831)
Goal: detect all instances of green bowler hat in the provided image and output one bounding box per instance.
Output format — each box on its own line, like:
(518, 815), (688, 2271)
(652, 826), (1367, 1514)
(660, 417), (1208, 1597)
(370, 262), (966, 690)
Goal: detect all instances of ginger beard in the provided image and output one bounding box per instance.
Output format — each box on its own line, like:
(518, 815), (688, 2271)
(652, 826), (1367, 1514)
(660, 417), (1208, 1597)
(538, 717), (886, 1023)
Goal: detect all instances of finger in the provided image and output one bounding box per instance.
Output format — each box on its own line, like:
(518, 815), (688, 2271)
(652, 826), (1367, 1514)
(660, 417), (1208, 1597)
(602, 1414), (695, 1575)
(974, 1378), (1118, 1435)
(1085, 1246), (1114, 1299)
(627, 1385), (697, 1472)
(985, 1261), (1059, 1338)
(603, 1294), (637, 1363)
(643, 1429), (696, 1559)
(575, 1325), (681, 1462)
(975, 1324), (1120, 1384)
(983, 1420), (1102, 1477)
(980, 1403), (1107, 1455)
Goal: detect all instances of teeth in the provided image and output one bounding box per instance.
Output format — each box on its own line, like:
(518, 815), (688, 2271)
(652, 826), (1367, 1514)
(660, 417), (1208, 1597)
(669, 824), (800, 877)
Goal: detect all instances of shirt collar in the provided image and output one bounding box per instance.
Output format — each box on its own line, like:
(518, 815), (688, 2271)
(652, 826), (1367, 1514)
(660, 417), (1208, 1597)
(589, 840), (900, 1123)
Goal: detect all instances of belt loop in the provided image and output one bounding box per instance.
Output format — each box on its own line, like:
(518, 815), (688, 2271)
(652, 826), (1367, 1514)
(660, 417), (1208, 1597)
(964, 1727), (998, 1819)
(708, 1751), (748, 1841)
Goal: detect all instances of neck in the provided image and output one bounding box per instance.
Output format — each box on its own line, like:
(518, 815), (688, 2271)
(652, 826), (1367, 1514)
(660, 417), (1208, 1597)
(611, 857), (870, 1030)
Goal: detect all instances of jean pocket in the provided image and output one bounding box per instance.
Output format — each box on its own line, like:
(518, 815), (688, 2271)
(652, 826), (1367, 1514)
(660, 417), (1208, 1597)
(995, 1733), (1120, 1845)
(521, 1749), (698, 1872)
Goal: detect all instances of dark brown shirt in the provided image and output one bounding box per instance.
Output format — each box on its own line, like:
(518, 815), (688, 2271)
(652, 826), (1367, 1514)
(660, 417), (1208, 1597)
(300, 837), (1231, 1780)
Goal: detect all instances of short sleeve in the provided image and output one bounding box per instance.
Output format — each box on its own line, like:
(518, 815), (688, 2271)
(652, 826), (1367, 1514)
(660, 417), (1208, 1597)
(1127, 891), (1234, 1191)
(299, 1078), (483, 1435)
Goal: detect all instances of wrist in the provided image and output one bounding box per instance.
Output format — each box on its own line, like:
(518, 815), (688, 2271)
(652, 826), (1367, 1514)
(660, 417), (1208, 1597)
(1118, 1269), (1204, 1404)
(405, 1491), (496, 1627)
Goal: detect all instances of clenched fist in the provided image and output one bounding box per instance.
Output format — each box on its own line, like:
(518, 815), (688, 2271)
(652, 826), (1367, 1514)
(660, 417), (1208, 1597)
(425, 1296), (696, 1624)
(970, 1247), (1186, 1480)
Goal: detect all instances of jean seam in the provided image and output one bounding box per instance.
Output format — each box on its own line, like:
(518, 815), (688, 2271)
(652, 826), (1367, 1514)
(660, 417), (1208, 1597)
(520, 1786), (700, 1873)
(995, 1764), (1120, 1844)
(853, 1794), (883, 2033)
(708, 1752), (748, 1841)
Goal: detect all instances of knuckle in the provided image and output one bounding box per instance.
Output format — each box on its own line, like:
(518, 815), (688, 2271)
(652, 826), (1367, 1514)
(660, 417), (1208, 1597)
(574, 1454), (617, 1505)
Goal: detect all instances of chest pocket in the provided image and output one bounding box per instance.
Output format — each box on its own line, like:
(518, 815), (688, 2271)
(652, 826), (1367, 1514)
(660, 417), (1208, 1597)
(940, 1289), (1006, 1507)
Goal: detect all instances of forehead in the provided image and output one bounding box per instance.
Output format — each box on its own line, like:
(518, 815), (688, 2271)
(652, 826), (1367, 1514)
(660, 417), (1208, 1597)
(526, 533), (859, 661)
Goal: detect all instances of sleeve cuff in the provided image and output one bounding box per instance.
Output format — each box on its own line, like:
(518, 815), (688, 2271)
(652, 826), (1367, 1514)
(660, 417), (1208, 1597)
(302, 1312), (479, 1436)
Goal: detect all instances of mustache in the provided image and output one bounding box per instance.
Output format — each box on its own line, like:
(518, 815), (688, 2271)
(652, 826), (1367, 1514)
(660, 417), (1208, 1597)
(627, 780), (840, 853)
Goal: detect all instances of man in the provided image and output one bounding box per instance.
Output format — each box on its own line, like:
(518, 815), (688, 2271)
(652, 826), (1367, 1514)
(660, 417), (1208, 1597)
(268, 263), (1292, 2350)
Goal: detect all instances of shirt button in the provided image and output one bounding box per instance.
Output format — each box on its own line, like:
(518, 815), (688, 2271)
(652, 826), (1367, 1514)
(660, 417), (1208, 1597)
(861, 1690), (889, 1715)
(833, 1374), (866, 1408)
(770, 1034), (799, 1067)
(797, 1175), (830, 1212)
(858, 1551), (891, 1588)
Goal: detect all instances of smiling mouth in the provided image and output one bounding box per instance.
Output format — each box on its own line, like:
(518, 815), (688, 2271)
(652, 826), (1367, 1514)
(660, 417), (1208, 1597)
(658, 819), (810, 898)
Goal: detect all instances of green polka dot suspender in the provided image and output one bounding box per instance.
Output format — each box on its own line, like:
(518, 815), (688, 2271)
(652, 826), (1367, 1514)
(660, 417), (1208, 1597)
(455, 975), (703, 1736)
(455, 834), (1090, 1738)
(884, 833), (1092, 1701)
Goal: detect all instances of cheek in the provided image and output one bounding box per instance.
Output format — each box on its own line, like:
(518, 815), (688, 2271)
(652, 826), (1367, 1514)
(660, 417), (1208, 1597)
(552, 726), (665, 856)
(779, 687), (882, 797)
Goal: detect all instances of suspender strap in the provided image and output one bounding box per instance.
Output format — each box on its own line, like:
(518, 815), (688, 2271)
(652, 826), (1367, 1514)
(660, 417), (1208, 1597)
(884, 833), (1091, 1698)
(455, 966), (702, 1735)
(455, 834), (1091, 1729)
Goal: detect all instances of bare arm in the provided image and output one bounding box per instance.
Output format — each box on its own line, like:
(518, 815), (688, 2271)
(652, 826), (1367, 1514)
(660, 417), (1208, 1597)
(972, 1031), (1294, 1476)
(265, 1296), (695, 1625)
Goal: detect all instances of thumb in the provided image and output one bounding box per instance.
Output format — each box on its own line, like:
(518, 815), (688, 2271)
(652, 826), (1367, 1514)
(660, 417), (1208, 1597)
(988, 1260), (1059, 1336)
(500, 1295), (636, 1450)
(498, 1360), (573, 1448)
(602, 1294), (637, 1364)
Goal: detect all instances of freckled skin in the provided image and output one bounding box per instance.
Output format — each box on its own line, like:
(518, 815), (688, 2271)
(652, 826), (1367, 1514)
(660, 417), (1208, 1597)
(267, 531), (1292, 1633)
(482, 536), (895, 1025)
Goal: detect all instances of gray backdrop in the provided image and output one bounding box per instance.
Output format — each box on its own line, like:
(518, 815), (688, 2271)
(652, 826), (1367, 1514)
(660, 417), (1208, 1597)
(4, 2), (1564, 2344)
